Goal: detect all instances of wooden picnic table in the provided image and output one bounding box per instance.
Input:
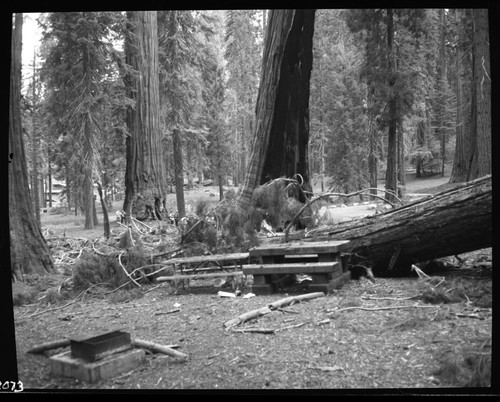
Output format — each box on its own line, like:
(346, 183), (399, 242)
(243, 240), (352, 295)
(156, 252), (249, 283)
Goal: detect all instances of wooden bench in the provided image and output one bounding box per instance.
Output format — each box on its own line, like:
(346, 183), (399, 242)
(158, 252), (249, 275)
(244, 240), (352, 295)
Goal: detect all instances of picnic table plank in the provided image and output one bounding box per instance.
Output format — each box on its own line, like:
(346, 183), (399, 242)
(160, 252), (249, 265)
(249, 240), (351, 257)
(242, 261), (340, 275)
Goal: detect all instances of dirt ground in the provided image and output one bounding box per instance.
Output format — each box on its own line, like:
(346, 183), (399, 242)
(11, 176), (493, 392)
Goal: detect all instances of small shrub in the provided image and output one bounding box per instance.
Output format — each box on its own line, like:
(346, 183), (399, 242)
(195, 199), (210, 217)
(12, 288), (38, 307)
(463, 353), (491, 387)
(433, 356), (464, 385)
(73, 253), (129, 291)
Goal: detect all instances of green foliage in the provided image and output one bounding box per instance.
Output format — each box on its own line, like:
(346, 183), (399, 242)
(73, 249), (149, 291)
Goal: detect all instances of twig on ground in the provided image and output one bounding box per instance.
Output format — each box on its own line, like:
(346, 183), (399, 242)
(275, 322), (307, 332)
(326, 303), (437, 315)
(23, 288), (90, 319)
(223, 292), (324, 329)
(154, 308), (180, 315)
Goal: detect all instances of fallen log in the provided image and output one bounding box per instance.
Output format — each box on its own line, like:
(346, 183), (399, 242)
(133, 339), (188, 360)
(27, 339), (70, 354)
(282, 175), (492, 275)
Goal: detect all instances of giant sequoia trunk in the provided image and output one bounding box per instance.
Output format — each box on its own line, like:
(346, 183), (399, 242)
(9, 14), (54, 279)
(123, 11), (166, 221)
(283, 175), (492, 275)
(237, 9), (315, 211)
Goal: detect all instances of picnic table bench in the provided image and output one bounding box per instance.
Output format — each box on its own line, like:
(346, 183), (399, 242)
(156, 252), (249, 283)
(243, 240), (352, 295)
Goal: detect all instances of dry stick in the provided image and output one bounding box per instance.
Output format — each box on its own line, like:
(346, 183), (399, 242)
(27, 339), (71, 354)
(131, 216), (152, 231)
(133, 338), (188, 360)
(284, 188), (402, 242)
(275, 321), (307, 332)
(154, 308), (180, 315)
(23, 288), (90, 319)
(118, 252), (142, 288)
(223, 292), (324, 329)
(327, 303), (437, 316)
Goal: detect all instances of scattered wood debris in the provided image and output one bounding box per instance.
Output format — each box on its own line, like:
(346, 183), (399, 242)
(223, 292), (324, 330)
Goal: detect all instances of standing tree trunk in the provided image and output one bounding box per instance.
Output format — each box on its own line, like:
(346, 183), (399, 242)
(468, 9), (491, 180)
(450, 9), (468, 184)
(384, 9), (398, 204)
(123, 11), (166, 221)
(172, 128), (186, 218)
(31, 49), (41, 229)
(9, 14), (54, 280)
(367, 88), (378, 199)
(237, 9), (315, 211)
(96, 181), (110, 239)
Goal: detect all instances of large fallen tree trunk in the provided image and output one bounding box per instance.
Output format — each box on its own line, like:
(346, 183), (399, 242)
(280, 175), (492, 275)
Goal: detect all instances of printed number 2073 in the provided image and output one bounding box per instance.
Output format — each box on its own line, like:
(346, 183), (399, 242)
(1, 381), (23, 392)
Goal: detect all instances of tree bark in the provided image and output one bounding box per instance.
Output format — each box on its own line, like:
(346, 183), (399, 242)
(282, 175), (492, 275)
(9, 14), (54, 279)
(450, 8), (468, 184)
(172, 128), (186, 218)
(96, 181), (109, 239)
(468, 9), (491, 180)
(236, 10), (315, 211)
(385, 9), (398, 204)
(123, 11), (166, 221)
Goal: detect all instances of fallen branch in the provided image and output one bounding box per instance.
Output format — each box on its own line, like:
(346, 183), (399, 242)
(223, 292), (324, 329)
(327, 303), (437, 316)
(275, 322), (307, 332)
(133, 338), (188, 360)
(27, 339), (70, 354)
(231, 327), (275, 334)
(118, 251), (142, 288)
(154, 308), (180, 315)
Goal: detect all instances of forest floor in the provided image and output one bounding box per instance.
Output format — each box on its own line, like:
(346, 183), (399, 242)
(12, 171), (493, 392)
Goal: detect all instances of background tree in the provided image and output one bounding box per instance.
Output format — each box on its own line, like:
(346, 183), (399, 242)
(467, 8), (491, 180)
(9, 13), (54, 279)
(225, 10), (262, 186)
(201, 11), (230, 200)
(237, 9), (316, 211)
(158, 10), (212, 218)
(123, 11), (166, 221)
(41, 12), (123, 229)
(310, 9), (369, 195)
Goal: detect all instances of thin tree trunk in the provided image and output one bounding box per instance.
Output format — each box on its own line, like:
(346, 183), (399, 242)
(172, 128), (186, 218)
(450, 11), (468, 183)
(96, 181), (110, 239)
(385, 9), (398, 203)
(31, 49), (40, 228)
(9, 13), (54, 279)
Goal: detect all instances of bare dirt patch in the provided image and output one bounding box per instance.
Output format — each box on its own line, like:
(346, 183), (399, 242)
(13, 181), (492, 391)
(13, 248), (491, 390)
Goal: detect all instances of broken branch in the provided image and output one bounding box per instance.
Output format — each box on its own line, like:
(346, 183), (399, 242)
(223, 292), (324, 329)
(133, 338), (188, 360)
